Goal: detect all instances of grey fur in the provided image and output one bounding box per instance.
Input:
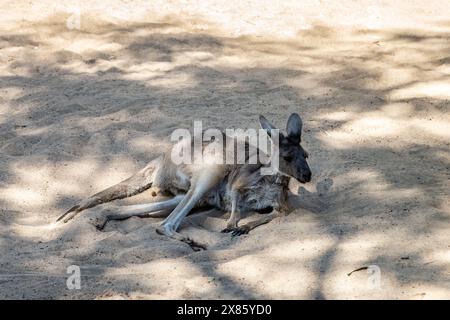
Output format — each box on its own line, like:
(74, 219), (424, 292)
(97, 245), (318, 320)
(58, 113), (311, 251)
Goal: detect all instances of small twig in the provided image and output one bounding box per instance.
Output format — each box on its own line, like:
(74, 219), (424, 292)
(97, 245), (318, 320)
(347, 266), (368, 276)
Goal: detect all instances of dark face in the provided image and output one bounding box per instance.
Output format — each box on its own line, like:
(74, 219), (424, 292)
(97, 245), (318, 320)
(260, 113), (312, 183)
(278, 137), (311, 183)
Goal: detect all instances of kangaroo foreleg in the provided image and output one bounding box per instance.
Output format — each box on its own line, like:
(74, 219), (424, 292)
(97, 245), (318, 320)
(221, 197), (241, 233)
(58, 156), (164, 223)
(156, 166), (225, 251)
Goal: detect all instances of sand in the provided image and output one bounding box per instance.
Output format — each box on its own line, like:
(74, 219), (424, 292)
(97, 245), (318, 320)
(0, 0), (449, 299)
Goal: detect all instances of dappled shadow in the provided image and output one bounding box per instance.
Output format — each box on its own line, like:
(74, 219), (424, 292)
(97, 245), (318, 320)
(0, 15), (449, 299)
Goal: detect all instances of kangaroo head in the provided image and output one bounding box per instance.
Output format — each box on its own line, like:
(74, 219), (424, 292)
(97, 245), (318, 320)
(259, 113), (311, 183)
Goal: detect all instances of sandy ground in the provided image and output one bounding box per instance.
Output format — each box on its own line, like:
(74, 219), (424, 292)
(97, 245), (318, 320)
(0, 1), (449, 299)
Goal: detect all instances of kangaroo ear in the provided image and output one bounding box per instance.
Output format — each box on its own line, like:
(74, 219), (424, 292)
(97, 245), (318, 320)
(286, 113), (302, 144)
(259, 115), (278, 137)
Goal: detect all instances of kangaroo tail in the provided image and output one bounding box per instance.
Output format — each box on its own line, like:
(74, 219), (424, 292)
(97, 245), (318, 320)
(57, 156), (162, 223)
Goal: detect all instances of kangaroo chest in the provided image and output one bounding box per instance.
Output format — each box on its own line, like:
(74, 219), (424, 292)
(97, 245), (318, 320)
(202, 175), (286, 213)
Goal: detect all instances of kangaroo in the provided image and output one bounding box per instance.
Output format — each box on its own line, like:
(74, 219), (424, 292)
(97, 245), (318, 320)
(57, 113), (312, 250)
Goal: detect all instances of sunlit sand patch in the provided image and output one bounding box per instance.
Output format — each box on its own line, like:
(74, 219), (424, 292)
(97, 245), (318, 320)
(8, 221), (62, 238)
(61, 38), (121, 54)
(207, 54), (256, 68)
(390, 80), (450, 100)
(0, 187), (44, 207)
(332, 169), (422, 200)
(11, 164), (81, 196)
(178, 50), (215, 62)
(318, 103), (450, 149)
(83, 157), (140, 192)
(218, 253), (317, 298)
(435, 63), (450, 75)
(62, 158), (101, 181)
(411, 118), (450, 139)
(143, 72), (195, 87)
(424, 250), (450, 265)
(0, 157), (139, 213)
(379, 67), (418, 89)
(342, 116), (401, 137)
(127, 61), (174, 73)
(319, 111), (353, 121)
(0, 161), (99, 210)
(128, 136), (170, 155)
(378, 103), (415, 117)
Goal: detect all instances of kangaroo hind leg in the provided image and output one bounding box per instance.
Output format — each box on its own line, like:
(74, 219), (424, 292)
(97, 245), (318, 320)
(92, 194), (185, 230)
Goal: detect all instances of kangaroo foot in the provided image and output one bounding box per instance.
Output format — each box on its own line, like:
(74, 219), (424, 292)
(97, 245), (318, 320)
(156, 225), (206, 251)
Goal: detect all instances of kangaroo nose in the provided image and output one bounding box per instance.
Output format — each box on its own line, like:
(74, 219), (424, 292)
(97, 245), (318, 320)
(304, 170), (312, 182)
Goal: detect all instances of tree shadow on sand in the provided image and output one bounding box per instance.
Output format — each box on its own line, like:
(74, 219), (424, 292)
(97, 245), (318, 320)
(0, 17), (449, 298)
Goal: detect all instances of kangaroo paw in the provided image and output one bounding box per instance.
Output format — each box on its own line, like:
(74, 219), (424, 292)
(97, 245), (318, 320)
(231, 226), (251, 237)
(88, 212), (110, 231)
(221, 220), (239, 233)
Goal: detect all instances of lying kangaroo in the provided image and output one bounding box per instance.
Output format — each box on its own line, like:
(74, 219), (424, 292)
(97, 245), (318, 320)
(57, 113), (311, 250)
